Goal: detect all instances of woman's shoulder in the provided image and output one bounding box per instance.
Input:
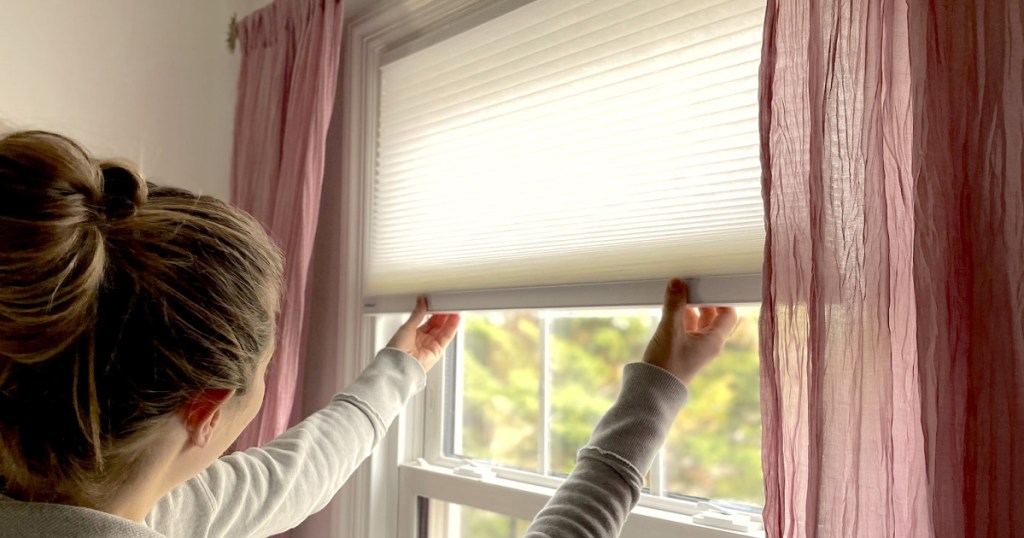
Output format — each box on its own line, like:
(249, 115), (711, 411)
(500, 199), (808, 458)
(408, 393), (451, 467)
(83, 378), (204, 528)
(0, 494), (165, 538)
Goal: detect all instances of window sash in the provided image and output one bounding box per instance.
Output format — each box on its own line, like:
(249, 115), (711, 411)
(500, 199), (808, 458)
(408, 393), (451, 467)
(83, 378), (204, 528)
(401, 312), (766, 537)
(398, 464), (764, 538)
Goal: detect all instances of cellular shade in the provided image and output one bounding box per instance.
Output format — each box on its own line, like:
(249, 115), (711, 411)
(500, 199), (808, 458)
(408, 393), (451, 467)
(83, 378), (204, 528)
(369, 0), (766, 296)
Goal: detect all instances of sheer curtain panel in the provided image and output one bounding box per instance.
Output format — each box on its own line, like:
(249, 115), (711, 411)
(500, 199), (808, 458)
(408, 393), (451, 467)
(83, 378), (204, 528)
(759, 0), (1023, 536)
(231, 0), (345, 450)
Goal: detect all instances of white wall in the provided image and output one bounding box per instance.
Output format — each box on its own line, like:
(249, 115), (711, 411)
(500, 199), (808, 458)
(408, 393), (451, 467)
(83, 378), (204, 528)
(0, 0), (241, 200)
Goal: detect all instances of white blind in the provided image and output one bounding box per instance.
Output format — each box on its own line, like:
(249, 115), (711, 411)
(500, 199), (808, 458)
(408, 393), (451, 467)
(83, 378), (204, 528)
(369, 0), (766, 296)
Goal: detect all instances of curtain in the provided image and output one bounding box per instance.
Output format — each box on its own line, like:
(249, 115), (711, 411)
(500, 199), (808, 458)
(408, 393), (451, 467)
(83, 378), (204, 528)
(759, 0), (1023, 536)
(231, 0), (344, 450)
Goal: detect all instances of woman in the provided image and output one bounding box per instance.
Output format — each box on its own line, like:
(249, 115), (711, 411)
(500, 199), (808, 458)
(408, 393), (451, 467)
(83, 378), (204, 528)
(0, 130), (737, 537)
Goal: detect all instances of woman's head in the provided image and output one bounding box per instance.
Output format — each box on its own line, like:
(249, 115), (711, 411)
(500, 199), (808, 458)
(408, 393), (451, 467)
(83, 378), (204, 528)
(0, 130), (284, 505)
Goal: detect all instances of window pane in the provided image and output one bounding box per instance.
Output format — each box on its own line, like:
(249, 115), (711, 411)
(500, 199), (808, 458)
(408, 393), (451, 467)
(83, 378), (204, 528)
(663, 305), (763, 506)
(457, 311), (541, 472)
(450, 305), (763, 507)
(548, 310), (657, 477)
(423, 500), (530, 538)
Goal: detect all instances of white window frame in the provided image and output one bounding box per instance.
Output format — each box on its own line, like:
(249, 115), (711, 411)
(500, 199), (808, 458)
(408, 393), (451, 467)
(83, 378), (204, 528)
(333, 1), (766, 537)
(397, 303), (765, 537)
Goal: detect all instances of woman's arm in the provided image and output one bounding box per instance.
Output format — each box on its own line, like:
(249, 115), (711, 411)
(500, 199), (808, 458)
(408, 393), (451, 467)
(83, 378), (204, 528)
(147, 348), (425, 538)
(525, 279), (738, 538)
(147, 299), (460, 538)
(525, 362), (687, 537)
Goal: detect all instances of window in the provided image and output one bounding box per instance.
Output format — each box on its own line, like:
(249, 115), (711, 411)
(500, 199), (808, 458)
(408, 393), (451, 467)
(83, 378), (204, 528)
(395, 305), (764, 537)
(448, 307), (764, 506)
(342, 0), (768, 536)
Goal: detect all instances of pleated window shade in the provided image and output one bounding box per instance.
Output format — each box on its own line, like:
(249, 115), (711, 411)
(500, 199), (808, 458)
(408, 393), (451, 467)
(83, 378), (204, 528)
(369, 0), (766, 297)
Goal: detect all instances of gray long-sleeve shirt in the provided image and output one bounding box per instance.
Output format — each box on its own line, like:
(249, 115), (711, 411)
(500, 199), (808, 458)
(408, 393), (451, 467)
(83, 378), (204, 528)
(0, 348), (687, 537)
(525, 361), (687, 537)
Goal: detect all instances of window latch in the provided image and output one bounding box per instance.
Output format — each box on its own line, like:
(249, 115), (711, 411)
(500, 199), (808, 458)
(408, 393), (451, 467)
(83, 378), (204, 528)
(692, 502), (763, 533)
(453, 462), (496, 480)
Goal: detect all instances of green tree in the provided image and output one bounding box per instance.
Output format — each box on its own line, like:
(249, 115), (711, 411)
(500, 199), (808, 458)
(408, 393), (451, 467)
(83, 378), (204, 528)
(549, 314), (654, 475)
(461, 312), (542, 470)
(457, 306), (763, 509)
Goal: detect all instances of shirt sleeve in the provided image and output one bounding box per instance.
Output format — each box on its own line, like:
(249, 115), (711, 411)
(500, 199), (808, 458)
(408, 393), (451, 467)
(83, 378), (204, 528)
(146, 348), (425, 538)
(524, 362), (688, 538)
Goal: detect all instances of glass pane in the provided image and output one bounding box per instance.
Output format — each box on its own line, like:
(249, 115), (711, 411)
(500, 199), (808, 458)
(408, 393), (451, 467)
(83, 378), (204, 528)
(457, 311), (541, 472)
(450, 305), (763, 507)
(548, 310), (658, 478)
(663, 305), (764, 507)
(423, 500), (530, 538)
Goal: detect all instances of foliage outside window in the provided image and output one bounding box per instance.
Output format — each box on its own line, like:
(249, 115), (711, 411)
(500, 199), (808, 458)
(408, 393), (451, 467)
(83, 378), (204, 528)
(450, 306), (763, 538)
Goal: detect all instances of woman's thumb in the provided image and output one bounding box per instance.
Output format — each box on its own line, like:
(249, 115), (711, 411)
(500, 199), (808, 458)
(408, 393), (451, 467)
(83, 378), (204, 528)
(662, 279), (689, 318)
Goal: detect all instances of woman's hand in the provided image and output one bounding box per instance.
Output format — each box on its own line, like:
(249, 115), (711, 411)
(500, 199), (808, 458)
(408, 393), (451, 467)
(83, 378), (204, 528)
(386, 296), (461, 372)
(642, 279), (739, 385)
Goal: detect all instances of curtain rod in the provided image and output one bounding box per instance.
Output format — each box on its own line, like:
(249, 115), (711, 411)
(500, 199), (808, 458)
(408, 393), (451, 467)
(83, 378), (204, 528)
(227, 14), (239, 52)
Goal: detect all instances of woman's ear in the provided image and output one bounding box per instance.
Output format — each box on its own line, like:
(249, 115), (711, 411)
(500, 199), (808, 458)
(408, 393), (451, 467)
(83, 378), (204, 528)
(181, 389), (235, 447)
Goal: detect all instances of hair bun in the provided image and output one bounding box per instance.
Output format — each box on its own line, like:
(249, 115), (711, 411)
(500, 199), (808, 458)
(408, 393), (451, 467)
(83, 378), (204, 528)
(98, 162), (147, 220)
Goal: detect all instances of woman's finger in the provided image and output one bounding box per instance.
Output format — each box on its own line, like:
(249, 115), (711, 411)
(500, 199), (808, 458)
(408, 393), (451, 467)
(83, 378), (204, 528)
(683, 307), (699, 332)
(421, 313), (448, 336)
(402, 296), (429, 330)
(427, 313), (462, 345)
(661, 279), (689, 318)
(706, 307), (739, 338)
(697, 306), (717, 330)
(436, 311), (460, 342)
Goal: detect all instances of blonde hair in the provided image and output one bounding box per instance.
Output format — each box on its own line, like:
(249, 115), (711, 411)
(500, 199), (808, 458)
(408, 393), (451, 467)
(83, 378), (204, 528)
(0, 131), (284, 506)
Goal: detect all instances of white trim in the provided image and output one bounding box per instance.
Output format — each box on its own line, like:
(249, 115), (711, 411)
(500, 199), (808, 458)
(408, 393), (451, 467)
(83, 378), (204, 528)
(421, 340), (450, 463)
(364, 274), (762, 314)
(379, 0), (535, 65)
(651, 449), (666, 498)
(539, 312), (552, 476)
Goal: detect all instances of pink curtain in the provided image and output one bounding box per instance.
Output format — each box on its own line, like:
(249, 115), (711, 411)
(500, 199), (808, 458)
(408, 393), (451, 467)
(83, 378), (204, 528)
(759, 0), (1023, 536)
(231, 0), (344, 450)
